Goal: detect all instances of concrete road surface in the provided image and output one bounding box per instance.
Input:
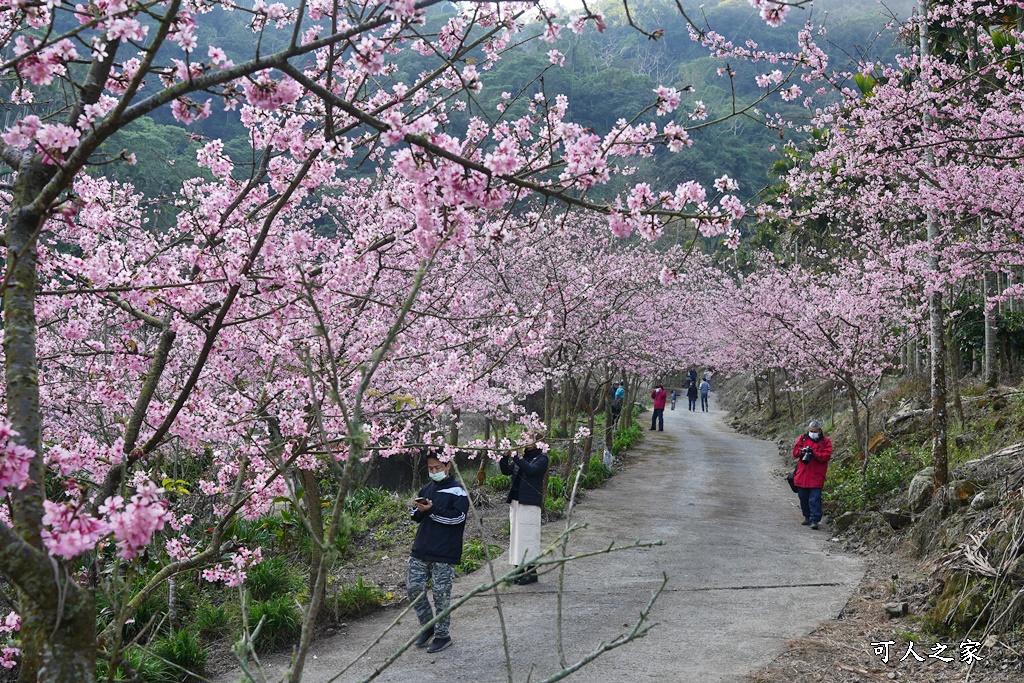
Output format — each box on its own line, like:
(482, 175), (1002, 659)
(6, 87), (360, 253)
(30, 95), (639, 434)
(214, 405), (864, 682)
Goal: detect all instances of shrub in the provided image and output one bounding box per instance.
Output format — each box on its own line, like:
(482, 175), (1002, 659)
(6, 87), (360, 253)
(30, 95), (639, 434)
(544, 496), (567, 518)
(149, 629), (208, 683)
(245, 557), (304, 602)
(456, 538), (503, 574)
(330, 577), (384, 619)
(583, 456), (611, 489)
(613, 424), (643, 455)
(343, 486), (393, 515)
(485, 472), (511, 492)
(193, 600), (232, 640)
(248, 595), (302, 652)
(825, 447), (930, 515)
(97, 646), (164, 682)
(547, 474), (568, 500)
(123, 590), (167, 642)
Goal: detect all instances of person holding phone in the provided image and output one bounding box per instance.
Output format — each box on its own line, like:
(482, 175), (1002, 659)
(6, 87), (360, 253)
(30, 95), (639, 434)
(407, 450), (469, 653)
(500, 436), (549, 585)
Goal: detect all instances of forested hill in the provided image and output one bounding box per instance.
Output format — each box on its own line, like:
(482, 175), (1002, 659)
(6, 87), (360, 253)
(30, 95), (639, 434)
(102, 0), (915, 204)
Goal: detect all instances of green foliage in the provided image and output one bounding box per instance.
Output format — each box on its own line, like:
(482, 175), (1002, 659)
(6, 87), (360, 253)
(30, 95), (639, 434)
(248, 595), (302, 652)
(456, 538), (503, 574)
(613, 424), (643, 455)
(547, 448), (567, 467)
(583, 456), (611, 489)
(245, 557), (304, 602)
(924, 573), (991, 634)
(193, 600), (233, 640)
(485, 473), (511, 492)
(543, 496), (568, 518)
(329, 578), (384, 619)
(343, 486), (394, 516)
(149, 629), (208, 683)
(825, 447), (930, 514)
(122, 590), (167, 642)
(97, 647), (164, 682)
(546, 474), (568, 501)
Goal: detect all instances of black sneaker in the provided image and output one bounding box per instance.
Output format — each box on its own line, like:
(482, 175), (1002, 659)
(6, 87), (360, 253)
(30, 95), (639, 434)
(414, 628), (434, 648)
(801, 519), (811, 526)
(426, 636), (452, 653)
(514, 572), (538, 585)
(810, 521), (820, 530)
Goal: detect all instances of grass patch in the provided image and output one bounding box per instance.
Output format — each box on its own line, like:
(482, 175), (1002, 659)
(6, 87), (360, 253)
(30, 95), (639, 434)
(329, 577), (384, 619)
(485, 472), (511, 492)
(245, 556), (305, 602)
(148, 628), (208, 682)
(248, 595), (302, 652)
(193, 599), (233, 640)
(825, 446), (930, 515)
(613, 424), (643, 455)
(457, 537), (503, 574)
(583, 456), (611, 489)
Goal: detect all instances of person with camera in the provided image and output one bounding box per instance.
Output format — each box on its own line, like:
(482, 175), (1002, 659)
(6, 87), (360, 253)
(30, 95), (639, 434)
(408, 451), (469, 653)
(500, 436), (550, 585)
(791, 421), (833, 530)
(650, 383), (668, 430)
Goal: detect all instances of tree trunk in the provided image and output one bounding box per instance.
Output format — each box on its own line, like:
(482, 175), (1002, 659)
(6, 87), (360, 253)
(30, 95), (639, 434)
(476, 419), (491, 487)
(946, 324), (964, 427)
(984, 270), (999, 387)
(919, 1), (949, 493)
(753, 374), (762, 410)
(301, 470), (325, 597)
(846, 385), (865, 470)
(767, 369), (778, 419)
(4, 158), (99, 682)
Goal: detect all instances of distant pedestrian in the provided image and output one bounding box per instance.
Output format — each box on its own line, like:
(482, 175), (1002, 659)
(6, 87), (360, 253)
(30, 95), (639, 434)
(699, 379), (711, 412)
(408, 451), (469, 653)
(791, 421), (833, 530)
(686, 381), (698, 411)
(610, 383), (624, 426)
(670, 389), (677, 410)
(703, 368), (713, 383)
(650, 384), (667, 430)
(500, 437), (550, 585)
(687, 367), (698, 385)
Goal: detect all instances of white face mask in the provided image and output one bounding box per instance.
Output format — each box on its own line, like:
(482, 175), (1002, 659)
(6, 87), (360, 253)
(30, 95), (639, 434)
(429, 471), (447, 482)
(808, 432), (821, 441)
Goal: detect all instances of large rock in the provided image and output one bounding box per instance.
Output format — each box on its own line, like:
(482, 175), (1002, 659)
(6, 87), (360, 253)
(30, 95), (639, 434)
(868, 432), (890, 454)
(881, 509), (914, 530)
(970, 488), (1000, 510)
(832, 510), (871, 533)
(908, 467), (935, 512)
(886, 402), (932, 436)
(947, 480), (980, 508)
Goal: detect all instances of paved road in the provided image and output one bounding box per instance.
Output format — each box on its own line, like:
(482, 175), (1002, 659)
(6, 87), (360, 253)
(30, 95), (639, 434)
(216, 405), (863, 682)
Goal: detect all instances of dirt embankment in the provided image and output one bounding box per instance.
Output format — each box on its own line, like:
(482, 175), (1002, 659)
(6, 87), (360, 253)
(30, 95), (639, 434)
(718, 373), (1024, 683)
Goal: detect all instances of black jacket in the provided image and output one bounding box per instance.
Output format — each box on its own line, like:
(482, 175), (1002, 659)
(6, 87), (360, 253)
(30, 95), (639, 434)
(410, 476), (469, 565)
(500, 447), (549, 507)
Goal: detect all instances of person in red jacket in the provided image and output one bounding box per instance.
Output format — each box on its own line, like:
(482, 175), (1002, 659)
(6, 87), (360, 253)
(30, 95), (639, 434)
(650, 384), (667, 431)
(792, 420), (833, 530)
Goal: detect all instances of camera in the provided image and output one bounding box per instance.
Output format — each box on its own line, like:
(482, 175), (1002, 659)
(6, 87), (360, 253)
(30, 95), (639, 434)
(800, 446), (813, 463)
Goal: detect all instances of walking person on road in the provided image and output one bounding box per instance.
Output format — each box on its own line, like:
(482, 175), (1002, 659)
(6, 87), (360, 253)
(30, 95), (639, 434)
(650, 384), (667, 430)
(791, 421), (833, 530)
(670, 389), (677, 410)
(408, 451), (469, 653)
(610, 382), (625, 427)
(686, 381), (698, 412)
(699, 379), (711, 412)
(500, 437), (550, 585)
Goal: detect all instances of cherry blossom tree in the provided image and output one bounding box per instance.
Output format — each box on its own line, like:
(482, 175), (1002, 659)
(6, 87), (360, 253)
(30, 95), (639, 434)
(0, 0), (821, 679)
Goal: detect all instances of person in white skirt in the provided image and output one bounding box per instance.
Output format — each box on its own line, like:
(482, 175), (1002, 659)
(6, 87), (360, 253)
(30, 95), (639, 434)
(499, 437), (549, 585)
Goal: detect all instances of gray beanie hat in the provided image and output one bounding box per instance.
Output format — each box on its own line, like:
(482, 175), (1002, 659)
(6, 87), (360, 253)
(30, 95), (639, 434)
(808, 420), (823, 430)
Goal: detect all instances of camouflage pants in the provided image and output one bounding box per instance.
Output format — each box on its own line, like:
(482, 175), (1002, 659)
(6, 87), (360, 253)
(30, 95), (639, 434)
(407, 556), (455, 639)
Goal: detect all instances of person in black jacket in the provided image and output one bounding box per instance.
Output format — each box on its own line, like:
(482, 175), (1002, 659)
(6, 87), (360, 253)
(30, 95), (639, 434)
(499, 437), (549, 585)
(407, 452), (469, 653)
